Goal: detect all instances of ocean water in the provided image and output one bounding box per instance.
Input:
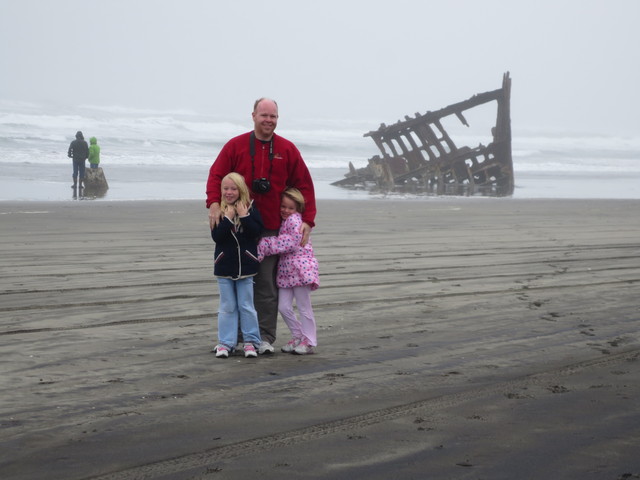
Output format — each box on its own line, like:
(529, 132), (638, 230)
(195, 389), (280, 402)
(1, 100), (639, 201)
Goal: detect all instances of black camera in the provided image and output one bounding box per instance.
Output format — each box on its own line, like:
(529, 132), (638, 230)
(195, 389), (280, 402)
(252, 178), (271, 194)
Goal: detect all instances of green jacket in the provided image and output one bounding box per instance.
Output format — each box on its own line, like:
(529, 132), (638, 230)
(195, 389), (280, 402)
(88, 137), (101, 165)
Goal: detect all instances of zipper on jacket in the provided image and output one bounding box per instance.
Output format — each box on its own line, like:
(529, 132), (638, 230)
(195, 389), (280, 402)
(231, 230), (242, 278)
(244, 251), (259, 262)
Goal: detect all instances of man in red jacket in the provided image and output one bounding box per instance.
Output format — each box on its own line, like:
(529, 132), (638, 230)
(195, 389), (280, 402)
(206, 98), (316, 354)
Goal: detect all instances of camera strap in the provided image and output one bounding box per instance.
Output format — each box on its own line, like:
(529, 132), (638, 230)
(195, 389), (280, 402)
(249, 131), (274, 182)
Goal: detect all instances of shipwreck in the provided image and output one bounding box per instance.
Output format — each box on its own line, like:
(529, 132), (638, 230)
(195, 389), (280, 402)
(333, 72), (514, 196)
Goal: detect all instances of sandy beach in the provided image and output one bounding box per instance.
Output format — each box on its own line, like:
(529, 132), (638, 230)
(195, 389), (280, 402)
(1, 198), (639, 479)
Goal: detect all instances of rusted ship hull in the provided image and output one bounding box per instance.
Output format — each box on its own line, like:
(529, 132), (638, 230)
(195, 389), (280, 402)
(333, 72), (514, 196)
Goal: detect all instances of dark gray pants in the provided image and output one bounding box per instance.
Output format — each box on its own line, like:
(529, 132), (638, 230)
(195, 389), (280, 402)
(254, 249), (279, 343)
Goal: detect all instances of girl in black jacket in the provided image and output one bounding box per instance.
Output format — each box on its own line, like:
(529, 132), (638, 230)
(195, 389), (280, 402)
(211, 173), (263, 358)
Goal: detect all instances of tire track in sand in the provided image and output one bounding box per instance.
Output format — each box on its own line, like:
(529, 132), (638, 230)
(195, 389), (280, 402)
(84, 349), (640, 480)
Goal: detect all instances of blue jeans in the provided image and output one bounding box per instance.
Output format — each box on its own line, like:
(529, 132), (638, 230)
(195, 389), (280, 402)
(216, 277), (261, 349)
(72, 160), (86, 180)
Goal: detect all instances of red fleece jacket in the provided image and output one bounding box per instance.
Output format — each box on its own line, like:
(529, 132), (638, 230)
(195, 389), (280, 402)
(206, 132), (316, 230)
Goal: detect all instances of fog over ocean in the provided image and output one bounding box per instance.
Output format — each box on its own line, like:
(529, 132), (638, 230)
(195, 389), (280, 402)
(1, 101), (639, 201)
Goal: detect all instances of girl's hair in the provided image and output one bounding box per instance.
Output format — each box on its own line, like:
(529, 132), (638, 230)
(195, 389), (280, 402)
(221, 172), (251, 226)
(282, 187), (305, 213)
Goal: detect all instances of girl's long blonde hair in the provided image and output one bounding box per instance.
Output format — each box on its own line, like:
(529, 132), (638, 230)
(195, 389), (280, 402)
(220, 172), (252, 227)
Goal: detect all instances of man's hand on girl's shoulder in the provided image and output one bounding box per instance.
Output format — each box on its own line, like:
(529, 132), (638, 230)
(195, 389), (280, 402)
(208, 203), (222, 229)
(300, 222), (311, 246)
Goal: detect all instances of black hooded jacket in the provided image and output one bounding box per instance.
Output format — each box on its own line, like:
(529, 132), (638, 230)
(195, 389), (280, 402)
(68, 131), (89, 161)
(211, 205), (263, 279)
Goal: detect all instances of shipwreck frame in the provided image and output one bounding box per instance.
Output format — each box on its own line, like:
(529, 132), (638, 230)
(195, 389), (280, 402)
(333, 72), (513, 196)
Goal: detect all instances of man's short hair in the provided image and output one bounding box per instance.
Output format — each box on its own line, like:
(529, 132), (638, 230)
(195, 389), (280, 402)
(253, 97), (278, 112)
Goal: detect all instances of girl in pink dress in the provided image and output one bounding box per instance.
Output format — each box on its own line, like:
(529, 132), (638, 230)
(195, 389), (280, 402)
(258, 188), (319, 354)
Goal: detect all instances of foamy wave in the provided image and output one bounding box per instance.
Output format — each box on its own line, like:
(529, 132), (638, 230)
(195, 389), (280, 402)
(1, 101), (640, 174)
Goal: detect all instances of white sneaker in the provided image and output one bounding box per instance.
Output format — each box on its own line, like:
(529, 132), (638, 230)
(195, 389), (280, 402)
(244, 344), (258, 358)
(215, 345), (230, 358)
(293, 338), (314, 355)
(281, 338), (301, 353)
(258, 341), (275, 354)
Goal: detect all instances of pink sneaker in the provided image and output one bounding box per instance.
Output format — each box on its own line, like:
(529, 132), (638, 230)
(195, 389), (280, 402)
(293, 338), (314, 355)
(215, 345), (229, 358)
(281, 338), (301, 353)
(244, 343), (258, 358)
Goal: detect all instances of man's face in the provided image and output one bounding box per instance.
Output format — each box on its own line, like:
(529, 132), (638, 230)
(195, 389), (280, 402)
(252, 100), (278, 140)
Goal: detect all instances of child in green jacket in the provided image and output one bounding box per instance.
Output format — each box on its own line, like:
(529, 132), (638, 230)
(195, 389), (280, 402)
(88, 137), (101, 169)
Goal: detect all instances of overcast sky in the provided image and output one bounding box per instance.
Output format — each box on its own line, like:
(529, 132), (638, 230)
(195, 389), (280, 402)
(1, 0), (638, 135)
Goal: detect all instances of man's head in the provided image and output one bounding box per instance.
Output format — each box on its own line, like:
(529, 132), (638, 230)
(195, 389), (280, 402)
(252, 98), (278, 141)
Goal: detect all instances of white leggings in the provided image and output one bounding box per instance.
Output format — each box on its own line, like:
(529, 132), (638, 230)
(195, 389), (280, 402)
(278, 286), (317, 346)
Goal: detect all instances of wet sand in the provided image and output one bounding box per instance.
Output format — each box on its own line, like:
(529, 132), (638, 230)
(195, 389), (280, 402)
(1, 198), (639, 479)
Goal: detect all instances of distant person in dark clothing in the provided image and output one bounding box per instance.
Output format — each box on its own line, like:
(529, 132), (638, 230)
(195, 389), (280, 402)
(88, 137), (101, 169)
(68, 131), (89, 188)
